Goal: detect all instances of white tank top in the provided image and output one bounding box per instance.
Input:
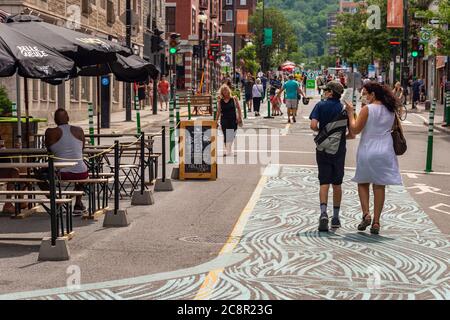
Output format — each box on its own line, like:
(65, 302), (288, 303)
(49, 124), (87, 173)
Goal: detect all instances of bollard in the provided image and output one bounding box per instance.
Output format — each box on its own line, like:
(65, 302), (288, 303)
(176, 94), (180, 126)
(12, 102), (17, 117)
(155, 126), (174, 191)
(104, 140), (129, 226)
(425, 99), (437, 173)
(264, 91), (273, 119)
(444, 91), (450, 126)
(243, 100), (247, 119)
(213, 91), (218, 121)
(135, 96), (141, 135)
(188, 93), (192, 120)
(88, 102), (95, 145)
(169, 98), (175, 163)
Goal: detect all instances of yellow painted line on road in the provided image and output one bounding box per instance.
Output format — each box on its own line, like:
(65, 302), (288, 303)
(194, 174), (268, 300)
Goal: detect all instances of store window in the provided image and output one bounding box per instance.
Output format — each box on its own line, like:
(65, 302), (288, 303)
(40, 81), (48, 101)
(81, 77), (91, 101)
(70, 78), (80, 101)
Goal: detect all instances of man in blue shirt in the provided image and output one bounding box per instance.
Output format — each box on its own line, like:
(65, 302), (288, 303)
(309, 81), (354, 232)
(277, 75), (305, 123)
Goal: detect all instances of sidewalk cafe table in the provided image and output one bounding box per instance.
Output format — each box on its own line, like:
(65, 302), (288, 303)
(0, 160), (77, 245)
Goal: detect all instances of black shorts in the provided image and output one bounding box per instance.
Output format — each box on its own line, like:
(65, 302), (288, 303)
(316, 151), (346, 185)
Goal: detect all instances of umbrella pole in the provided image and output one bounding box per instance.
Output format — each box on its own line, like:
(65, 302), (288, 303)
(24, 77), (30, 149)
(15, 75), (22, 149)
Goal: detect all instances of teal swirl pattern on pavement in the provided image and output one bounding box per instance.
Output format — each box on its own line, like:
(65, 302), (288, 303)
(6, 166), (450, 300)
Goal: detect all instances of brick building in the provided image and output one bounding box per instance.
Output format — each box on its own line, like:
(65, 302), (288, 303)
(165, 0), (222, 93)
(0, 0), (165, 123)
(221, 0), (256, 61)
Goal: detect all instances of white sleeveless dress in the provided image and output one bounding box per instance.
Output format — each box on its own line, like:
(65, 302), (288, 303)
(352, 104), (402, 185)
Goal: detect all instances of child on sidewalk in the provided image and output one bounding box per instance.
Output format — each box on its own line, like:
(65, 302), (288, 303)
(271, 89), (283, 116)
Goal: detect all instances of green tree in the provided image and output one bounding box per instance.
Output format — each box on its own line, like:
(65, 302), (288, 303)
(237, 44), (260, 75)
(332, 0), (402, 72)
(414, 0), (450, 55)
(0, 86), (12, 116)
(249, 7), (298, 70)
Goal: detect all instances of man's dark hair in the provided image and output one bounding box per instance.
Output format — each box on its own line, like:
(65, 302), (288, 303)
(332, 92), (342, 100)
(54, 108), (69, 125)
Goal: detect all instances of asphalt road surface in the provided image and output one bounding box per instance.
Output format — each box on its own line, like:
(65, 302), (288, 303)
(0, 95), (448, 299)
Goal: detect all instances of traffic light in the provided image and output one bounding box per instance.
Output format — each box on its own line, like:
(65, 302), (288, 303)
(169, 33), (181, 55)
(210, 39), (221, 53)
(208, 49), (215, 61)
(411, 37), (419, 58)
(151, 28), (165, 53)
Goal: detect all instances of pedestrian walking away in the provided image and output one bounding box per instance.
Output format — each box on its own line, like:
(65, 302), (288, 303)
(252, 78), (264, 117)
(242, 73), (254, 112)
(137, 81), (147, 110)
(216, 84), (243, 157)
(277, 74), (305, 123)
(158, 75), (170, 111)
(309, 81), (354, 232)
(344, 82), (403, 235)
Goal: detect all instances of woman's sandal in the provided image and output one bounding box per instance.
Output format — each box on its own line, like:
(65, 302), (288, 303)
(370, 222), (380, 235)
(357, 214), (372, 231)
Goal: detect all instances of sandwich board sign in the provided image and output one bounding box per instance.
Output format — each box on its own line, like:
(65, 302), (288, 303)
(179, 120), (217, 180)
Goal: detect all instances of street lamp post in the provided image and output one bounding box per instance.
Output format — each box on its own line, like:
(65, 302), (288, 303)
(232, 0), (237, 87)
(125, 0), (132, 121)
(199, 11), (208, 94)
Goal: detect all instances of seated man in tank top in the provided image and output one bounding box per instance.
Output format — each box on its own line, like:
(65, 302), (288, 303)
(44, 109), (88, 215)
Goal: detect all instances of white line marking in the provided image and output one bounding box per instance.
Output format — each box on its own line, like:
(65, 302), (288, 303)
(406, 173), (419, 179)
(429, 203), (450, 215)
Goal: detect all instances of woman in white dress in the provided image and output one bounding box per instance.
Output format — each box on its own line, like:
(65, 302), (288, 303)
(344, 82), (403, 234)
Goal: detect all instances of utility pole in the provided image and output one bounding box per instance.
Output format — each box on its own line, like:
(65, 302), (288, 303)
(262, 0), (265, 73)
(125, 0), (132, 121)
(401, 0), (409, 96)
(233, 0), (237, 87)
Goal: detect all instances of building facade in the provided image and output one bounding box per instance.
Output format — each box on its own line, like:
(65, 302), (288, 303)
(221, 0), (256, 75)
(165, 0), (223, 93)
(0, 0), (165, 123)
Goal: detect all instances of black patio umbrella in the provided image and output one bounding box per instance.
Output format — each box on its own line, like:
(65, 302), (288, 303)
(6, 14), (131, 67)
(78, 54), (160, 82)
(0, 23), (76, 148)
(0, 23), (75, 79)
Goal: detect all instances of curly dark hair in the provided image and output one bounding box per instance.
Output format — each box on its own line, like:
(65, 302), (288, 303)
(363, 82), (401, 113)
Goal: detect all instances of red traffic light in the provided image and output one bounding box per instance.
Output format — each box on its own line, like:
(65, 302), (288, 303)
(389, 38), (401, 46)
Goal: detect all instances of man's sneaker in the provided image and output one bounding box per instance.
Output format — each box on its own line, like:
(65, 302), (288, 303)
(331, 217), (341, 228)
(293, 117), (297, 123)
(318, 216), (329, 232)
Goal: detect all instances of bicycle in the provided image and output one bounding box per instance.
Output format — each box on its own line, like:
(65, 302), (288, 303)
(397, 104), (408, 121)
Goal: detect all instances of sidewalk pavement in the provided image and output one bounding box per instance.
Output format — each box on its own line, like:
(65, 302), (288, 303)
(39, 108), (170, 135)
(412, 101), (450, 134)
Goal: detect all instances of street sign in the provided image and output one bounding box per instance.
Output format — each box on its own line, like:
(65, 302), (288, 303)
(420, 28), (431, 43)
(368, 65), (376, 78)
(264, 28), (273, 46)
(306, 79), (315, 97)
(429, 19), (440, 25)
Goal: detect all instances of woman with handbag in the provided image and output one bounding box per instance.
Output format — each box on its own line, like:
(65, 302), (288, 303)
(344, 82), (404, 235)
(216, 84), (243, 156)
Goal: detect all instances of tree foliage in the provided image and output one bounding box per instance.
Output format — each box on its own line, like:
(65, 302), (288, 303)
(0, 86), (12, 116)
(249, 6), (298, 70)
(414, 0), (450, 55)
(237, 44), (260, 75)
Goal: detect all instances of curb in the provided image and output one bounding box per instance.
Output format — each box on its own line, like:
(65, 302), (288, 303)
(423, 121), (450, 134)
